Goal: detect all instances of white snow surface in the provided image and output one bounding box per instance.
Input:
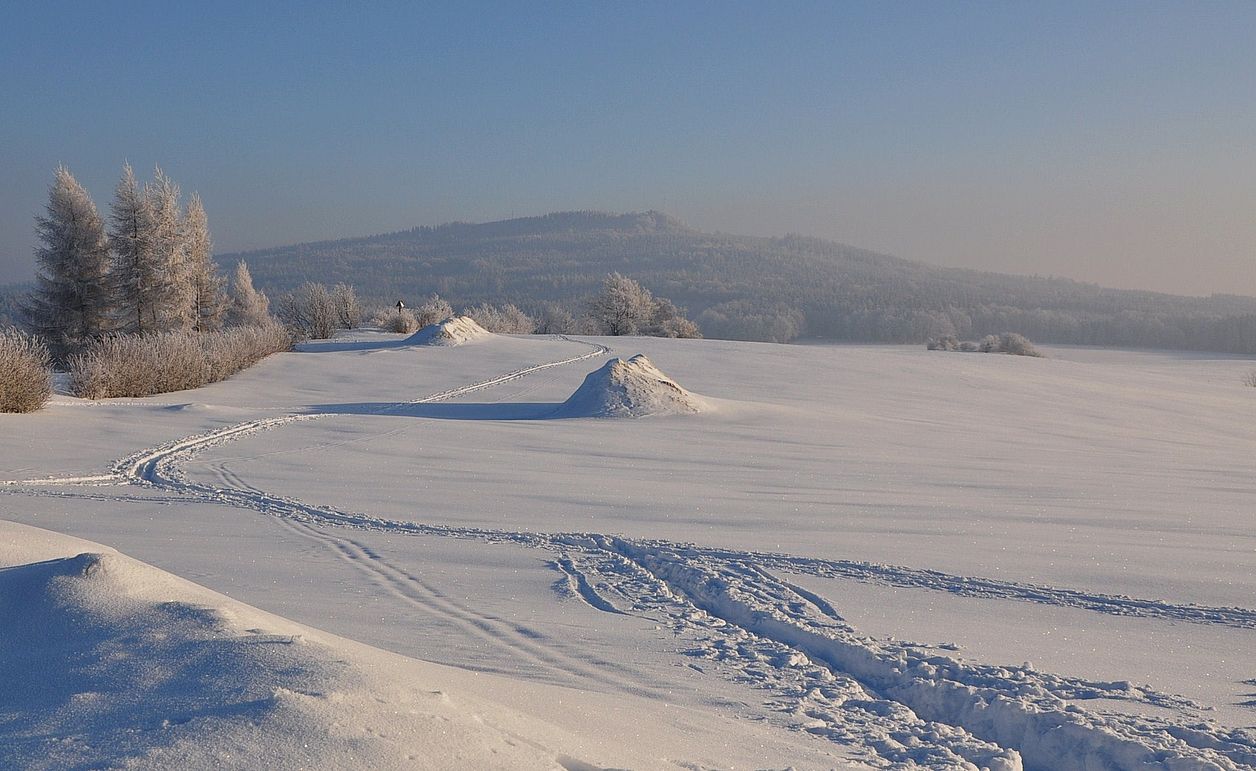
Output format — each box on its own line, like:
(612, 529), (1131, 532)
(555, 353), (707, 418)
(3, 330), (1256, 769)
(404, 315), (492, 346)
(0, 521), (638, 770)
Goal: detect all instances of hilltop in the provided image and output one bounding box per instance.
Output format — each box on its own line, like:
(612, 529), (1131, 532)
(216, 210), (1256, 351)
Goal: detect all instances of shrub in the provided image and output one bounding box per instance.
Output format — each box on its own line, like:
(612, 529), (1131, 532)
(0, 328), (53, 413)
(997, 332), (1041, 357)
(69, 322), (292, 399)
(462, 302), (536, 334)
(413, 294), (454, 328)
(1243, 371), (1256, 388)
(535, 303), (581, 335)
(374, 308), (419, 333)
(277, 282), (351, 340)
(698, 301), (802, 343)
(587, 274), (700, 338)
(329, 283), (362, 329)
(647, 298), (701, 338)
(930, 332), (1041, 357)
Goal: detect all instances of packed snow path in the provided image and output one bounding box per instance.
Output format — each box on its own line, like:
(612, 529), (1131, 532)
(5, 336), (1256, 769)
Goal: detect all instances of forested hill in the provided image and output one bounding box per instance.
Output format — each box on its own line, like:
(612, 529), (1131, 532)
(91, 209), (1243, 351)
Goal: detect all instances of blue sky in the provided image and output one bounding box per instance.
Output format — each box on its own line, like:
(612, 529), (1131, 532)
(3, 1), (1254, 294)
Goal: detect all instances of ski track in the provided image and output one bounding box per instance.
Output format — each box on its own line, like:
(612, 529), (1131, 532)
(5, 336), (1256, 769)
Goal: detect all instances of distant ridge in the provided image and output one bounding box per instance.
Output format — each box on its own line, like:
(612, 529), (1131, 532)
(230, 210), (693, 256)
(204, 210), (1256, 353)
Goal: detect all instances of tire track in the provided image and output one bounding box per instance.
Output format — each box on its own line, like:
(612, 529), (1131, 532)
(279, 518), (661, 698)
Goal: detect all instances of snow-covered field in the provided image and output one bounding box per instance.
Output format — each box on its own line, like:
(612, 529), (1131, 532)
(2, 326), (1255, 769)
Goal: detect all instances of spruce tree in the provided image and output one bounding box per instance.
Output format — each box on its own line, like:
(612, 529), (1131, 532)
(108, 164), (158, 334)
(183, 193), (226, 331)
(226, 260), (271, 326)
(145, 167), (189, 330)
(23, 166), (113, 356)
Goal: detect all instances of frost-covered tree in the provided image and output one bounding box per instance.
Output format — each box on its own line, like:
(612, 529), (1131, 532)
(588, 273), (656, 335)
(109, 165), (164, 334)
(587, 273), (699, 337)
(647, 298), (701, 338)
(329, 283), (362, 329)
(462, 302), (535, 334)
(413, 293), (453, 328)
(535, 302), (579, 334)
(23, 166), (114, 356)
(226, 260), (271, 327)
(182, 194), (227, 331)
(145, 168), (190, 330)
(277, 282), (345, 339)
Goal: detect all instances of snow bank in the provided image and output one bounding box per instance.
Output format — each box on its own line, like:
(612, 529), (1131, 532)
(404, 316), (492, 346)
(0, 521), (619, 770)
(556, 354), (707, 418)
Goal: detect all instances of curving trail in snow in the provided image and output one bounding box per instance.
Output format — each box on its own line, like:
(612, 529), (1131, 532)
(6, 335), (1256, 769)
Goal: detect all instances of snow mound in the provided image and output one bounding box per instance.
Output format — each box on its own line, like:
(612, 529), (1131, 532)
(405, 316), (492, 346)
(0, 521), (623, 770)
(556, 354), (707, 418)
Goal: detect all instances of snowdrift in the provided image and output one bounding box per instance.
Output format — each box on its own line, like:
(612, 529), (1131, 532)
(556, 354), (707, 418)
(404, 316), (492, 346)
(0, 521), (618, 770)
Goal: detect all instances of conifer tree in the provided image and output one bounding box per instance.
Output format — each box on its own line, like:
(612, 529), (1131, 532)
(183, 193), (226, 331)
(226, 260), (271, 326)
(108, 164), (159, 334)
(23, 166), (114, 356)
(145, 167), (189, 330)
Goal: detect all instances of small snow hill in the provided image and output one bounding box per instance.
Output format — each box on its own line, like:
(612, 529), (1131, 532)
(0, 521), (643, 770)
(556, 354), (707, 418)
(405, 316), (492, 346)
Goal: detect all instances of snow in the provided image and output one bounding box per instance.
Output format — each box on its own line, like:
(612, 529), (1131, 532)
(0, 522), (593, 769)
(554, 354), (708, 418)
(403, 316), (492, 346)
(3, 331), (1256, 769)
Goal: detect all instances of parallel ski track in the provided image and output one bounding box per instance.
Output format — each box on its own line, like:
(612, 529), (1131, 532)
(5, 335), (1256, 769)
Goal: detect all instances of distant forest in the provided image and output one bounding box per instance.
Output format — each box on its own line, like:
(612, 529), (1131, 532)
(7, 210), (1256, 352)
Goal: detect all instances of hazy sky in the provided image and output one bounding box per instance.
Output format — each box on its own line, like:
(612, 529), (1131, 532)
(3, 1), (1254, 295)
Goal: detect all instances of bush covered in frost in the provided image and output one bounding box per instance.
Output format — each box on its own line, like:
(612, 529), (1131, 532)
(69, 322), (292, 399)
(462, 302), (536, 334)
(0, 328), (53, 413)
(277, 282), (360, 340)
(372, 307), (420, 333)
(927, 332), (1041, 357)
